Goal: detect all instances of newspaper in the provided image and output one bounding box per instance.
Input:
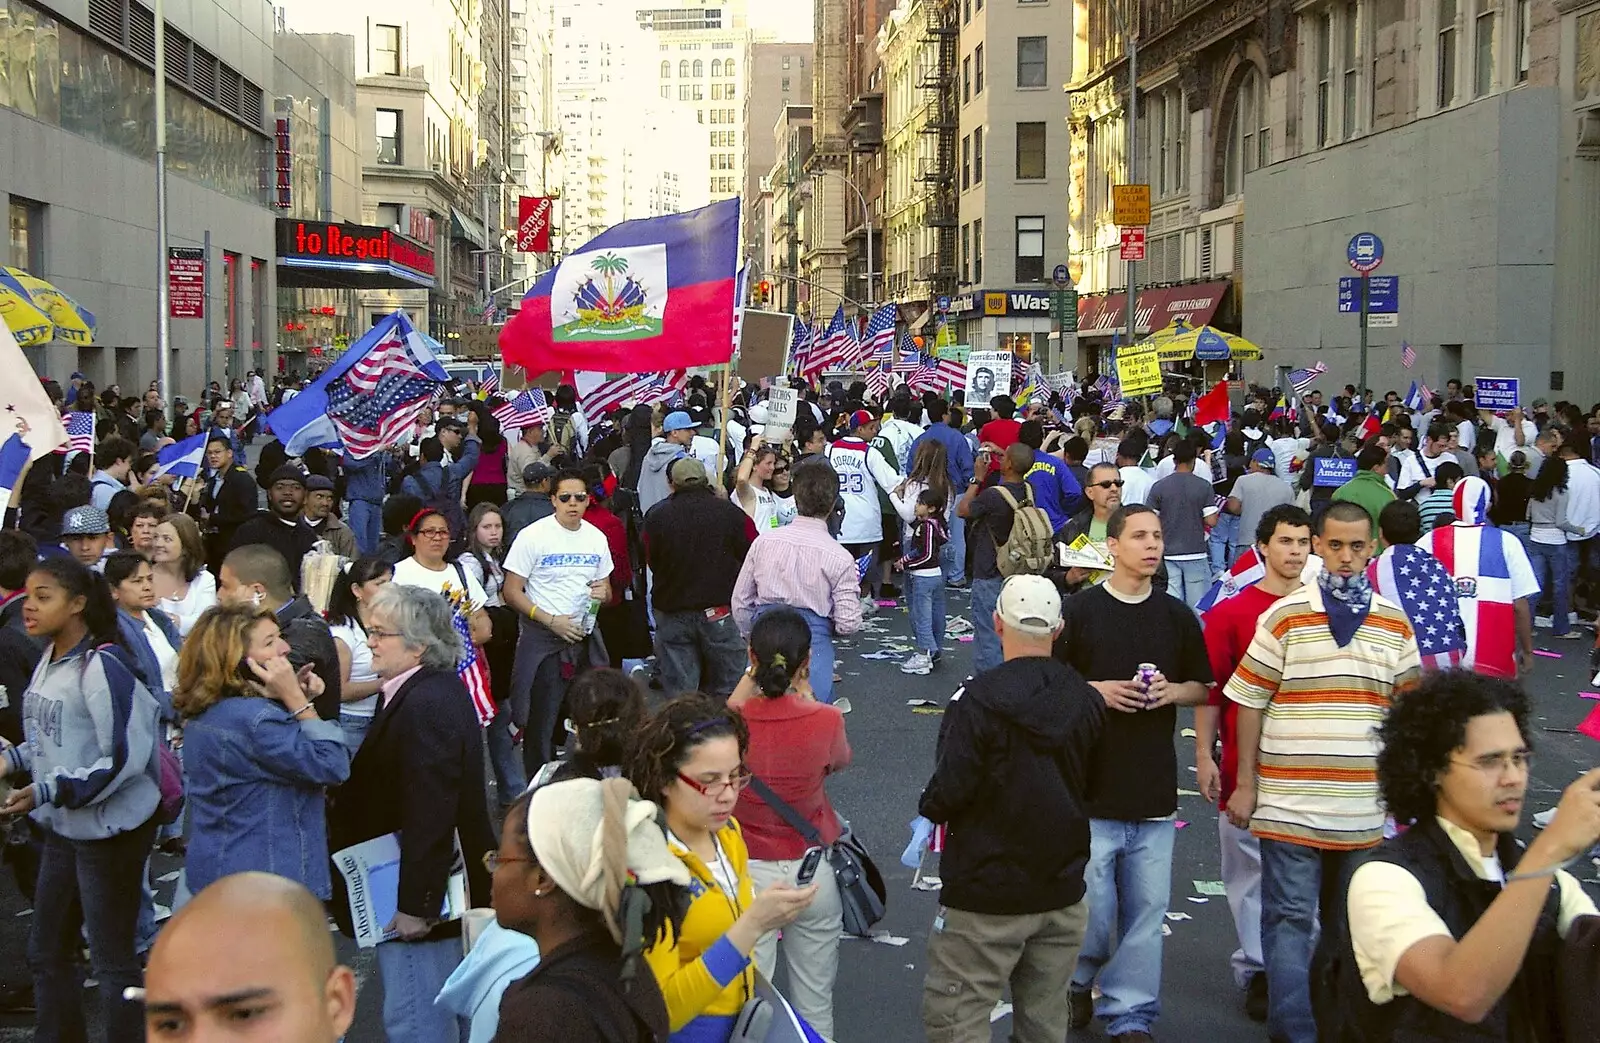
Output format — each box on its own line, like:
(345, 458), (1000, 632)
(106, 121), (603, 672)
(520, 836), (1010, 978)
(1057, 534), (1113, 574)
(332, 832), (470, 948)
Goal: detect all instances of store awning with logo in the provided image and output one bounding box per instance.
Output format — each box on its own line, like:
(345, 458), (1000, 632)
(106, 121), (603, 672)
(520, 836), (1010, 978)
(451, 209), (489, 250)
(1076, 281), (1232, 339)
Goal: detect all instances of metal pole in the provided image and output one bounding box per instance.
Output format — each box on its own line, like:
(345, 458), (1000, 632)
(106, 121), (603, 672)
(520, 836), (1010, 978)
(155, 0), (172, 402)
(1124, 20), (1138, 347)
(1359, 273), (1369, 399)
(203, 230), (213, 392)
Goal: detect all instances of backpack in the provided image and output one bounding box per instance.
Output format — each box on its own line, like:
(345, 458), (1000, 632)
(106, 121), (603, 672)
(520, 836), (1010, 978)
(549, 408), (581, 457)
(990, 484), (1054, 577)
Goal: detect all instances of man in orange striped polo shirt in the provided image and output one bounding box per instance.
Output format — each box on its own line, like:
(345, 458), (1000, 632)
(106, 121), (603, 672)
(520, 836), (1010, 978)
(1224, 499), (1422, 1043)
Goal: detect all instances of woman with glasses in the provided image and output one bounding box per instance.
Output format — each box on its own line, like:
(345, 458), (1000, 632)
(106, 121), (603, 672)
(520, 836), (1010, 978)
(627, 693), (818, 1043)
(503, 469), (614, 778)
(731, 441), (796, 531)
(175, 601), (349, 900)
(728, 610), (851, 1039)
(391, 508), (493, 647)
(327, 585), (494, 1043)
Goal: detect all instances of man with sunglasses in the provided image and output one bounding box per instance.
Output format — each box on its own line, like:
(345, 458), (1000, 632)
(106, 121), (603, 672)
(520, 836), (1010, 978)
(1056, 463), (1124, 594)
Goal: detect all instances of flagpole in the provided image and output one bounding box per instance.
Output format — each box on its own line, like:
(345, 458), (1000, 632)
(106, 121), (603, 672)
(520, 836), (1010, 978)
(716, 364), (735, 493)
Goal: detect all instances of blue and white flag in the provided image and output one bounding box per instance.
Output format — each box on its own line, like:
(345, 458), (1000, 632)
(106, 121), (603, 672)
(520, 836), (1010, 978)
(1403, 380), (1425, 411)
(0, 433), (30, 505)
(265, 311), (449, 458)
(150, 431), (206, 481)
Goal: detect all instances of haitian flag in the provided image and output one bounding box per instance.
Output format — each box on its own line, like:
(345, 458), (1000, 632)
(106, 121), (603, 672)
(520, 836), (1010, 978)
(499, 198), (741, 375)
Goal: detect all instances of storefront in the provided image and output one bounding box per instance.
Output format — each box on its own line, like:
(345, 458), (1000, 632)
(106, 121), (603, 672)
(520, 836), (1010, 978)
(274, 218), (436, 374)
(945, 289), (1059, 367)
(1075, 280), (1235, 378)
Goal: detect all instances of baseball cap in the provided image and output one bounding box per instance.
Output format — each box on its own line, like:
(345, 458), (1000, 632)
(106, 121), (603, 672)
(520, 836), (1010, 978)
(70, 371), (85, 380)
(669, 457), (709, 486)
(662, 411), (696, 433)
(523, 461), (556, 486)
(1250, 447), (1276, 468)
(61, 506), (111, 537)
(847, 409), (875, 431)
(267, 465), (307, 488)
(435, 416), (466, 432)
(995, 575), (1062, 637)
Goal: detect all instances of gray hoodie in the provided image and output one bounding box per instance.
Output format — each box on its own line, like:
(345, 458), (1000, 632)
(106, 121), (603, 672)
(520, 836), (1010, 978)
(639, 439), (687, 515)
(2, 640), (162, 840)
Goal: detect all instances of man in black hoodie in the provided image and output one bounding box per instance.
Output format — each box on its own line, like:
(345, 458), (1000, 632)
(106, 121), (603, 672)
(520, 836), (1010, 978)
(918, 574), (1104, 1043)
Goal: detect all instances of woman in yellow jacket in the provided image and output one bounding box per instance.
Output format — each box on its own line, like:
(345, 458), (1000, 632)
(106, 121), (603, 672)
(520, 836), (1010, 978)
(630, 694), (819, 1043)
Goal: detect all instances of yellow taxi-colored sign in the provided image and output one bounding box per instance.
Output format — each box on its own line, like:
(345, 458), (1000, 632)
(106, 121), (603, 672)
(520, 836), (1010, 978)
(1115, 342), (1164, 397)
(1112, 184), (1151, 227)
(983, 293), (1007, 316)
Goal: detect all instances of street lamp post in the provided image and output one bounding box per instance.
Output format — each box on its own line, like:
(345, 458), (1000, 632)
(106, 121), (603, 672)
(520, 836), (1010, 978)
(154, 0), (172, 400)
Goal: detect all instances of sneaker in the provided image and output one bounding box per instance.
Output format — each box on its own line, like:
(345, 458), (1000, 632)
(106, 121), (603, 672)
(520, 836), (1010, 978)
(833, 698), (853, 715)
(1535, 615), (1554, 628)
(1245, 971), (1268, 1021)
(1556, 630), (1587, 639)
(1069, 990), (1093, 1031)
(900, 652), (933, 675)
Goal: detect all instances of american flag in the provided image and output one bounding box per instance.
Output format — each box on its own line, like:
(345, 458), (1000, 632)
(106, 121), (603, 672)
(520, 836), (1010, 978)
(1286, 362), (1327, 395)
(893, 331), (920, 374)
(324, 330), (441, 458)
(63, 411), (95, 454)
(1094, 373), (1121, 414)
(443, 587), (496, 726)
(787, 319), (813, 376)
(479, 366), (500, 395)
(1367, 544), (1467, 670)
(635, 369), (689, 406)
(1400, 341), (1417, 369)
(910, 352), (966, 394)
(575, 371), (638, 424)
(804, 305), (856, 375)
(492, 389), (552, 430)
(858, 304), (897, 370)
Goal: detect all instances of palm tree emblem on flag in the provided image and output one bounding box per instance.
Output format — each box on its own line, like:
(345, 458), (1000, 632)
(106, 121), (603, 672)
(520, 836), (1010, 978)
(554, 246), (667, 342)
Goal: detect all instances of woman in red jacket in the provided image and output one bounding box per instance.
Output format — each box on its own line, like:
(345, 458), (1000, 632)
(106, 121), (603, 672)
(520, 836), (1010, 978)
(728, 608), (852, 1039)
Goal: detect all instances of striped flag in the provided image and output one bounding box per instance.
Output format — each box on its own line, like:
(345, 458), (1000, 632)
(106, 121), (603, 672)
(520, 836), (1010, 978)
(492, 389), (553, 430)
(1286, 362), (1327, 395)
(893, 331), (920, 374)
(1400, 341), (1417, 369)
(804, 305), (856, 375)
(323, 323), (441, 457)
(1366, 544), (1467, 671)
(730, 261), (750, 356)
(1195, 546), (1265, 613)
(444, 589), (496, 727)
(787, 319), (813, 376)
(858, 304), (897, 371)
(64, 411), (95, 454)
(150, 431), (207, 481)
(479, 366), (500, 395)
(1403, 381), (1425, 410)
(575, 372), (639, 424)
(635, 369), (689, 406)
(1417, 489), (1538, 679)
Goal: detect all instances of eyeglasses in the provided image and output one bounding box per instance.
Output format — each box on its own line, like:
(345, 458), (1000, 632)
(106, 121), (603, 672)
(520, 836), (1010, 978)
(556, 492), (589, 504)
(1091, 480), (1125, 489)
(483, 851), (534, 873)
(676, 767), (753, 798)
(1451, 750), (1533, 777)
(414, 529), (452, 539)
(366, 628), (403, 641)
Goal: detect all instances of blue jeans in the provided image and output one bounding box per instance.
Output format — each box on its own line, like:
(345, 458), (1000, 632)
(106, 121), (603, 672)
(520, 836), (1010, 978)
(339, 711), (372, 754)
(1530, 540), (1574, 634)
(30, 817), (158, 1043)
(487, 707), (527, 806)
(1259, 839), (1357, 1043)
(1071, 817), (1176, 1037)
(1165, 556), (1212, 608)
(943, 512), (967, 584)
(906, 572), (946, 655)
(1208, 513), (1240, 573)
(376, 935), (469, 1043)
(755, 603), (836, 704)
(969, 575), (1004, 675)
(654, 609), (748, 699)
(348, 499), (382, 556)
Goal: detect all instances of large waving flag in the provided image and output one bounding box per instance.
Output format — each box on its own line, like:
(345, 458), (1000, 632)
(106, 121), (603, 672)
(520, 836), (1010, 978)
(150, 431), (207, 481)
(804, 305), (856, 376)
(1418, 519), (1533, 679)
(0, 433), (29, 506)
(1286, 363), (1326, 396)
(0, 323), (68, 461)
(858, 304), (897, 370)
(500, 198), (741, 375)
(265, 311), (448, 458)
(1366, 544), (1466, 670)
(1196, 546), (1264, 613)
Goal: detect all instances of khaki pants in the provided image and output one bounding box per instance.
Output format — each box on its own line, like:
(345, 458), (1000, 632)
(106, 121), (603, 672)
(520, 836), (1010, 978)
(922, 901), (1089, 1043)
(749, 856), (843, 1040)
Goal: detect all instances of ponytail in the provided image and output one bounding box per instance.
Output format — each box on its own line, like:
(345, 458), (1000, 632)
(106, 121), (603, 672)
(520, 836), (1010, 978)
(29, 557), (122, 650)
(747, 608), (811, 698)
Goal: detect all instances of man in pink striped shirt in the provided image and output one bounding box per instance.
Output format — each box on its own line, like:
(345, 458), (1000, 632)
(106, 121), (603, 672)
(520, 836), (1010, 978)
(733, 457), (863, 705)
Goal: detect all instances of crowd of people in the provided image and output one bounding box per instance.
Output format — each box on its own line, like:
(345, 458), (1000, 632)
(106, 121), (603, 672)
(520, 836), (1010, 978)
(1, 363), (1598, 1043)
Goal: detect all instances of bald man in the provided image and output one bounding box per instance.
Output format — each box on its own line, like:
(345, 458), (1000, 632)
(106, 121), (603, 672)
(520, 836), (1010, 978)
(143, 872), (356, 1041)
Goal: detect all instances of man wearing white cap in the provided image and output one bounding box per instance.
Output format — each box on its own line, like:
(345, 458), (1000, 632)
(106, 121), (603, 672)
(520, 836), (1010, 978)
(919, 574), (1105, 1043)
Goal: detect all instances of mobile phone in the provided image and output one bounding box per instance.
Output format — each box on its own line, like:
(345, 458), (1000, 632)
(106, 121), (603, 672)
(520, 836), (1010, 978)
(236, 657), (257, 684)
(796, 846), (825, 886)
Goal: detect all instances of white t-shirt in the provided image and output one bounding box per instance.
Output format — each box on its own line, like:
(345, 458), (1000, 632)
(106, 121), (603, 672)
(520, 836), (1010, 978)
(390, 557), (487, 613)
(159, 570), (217, 637)
(1566, 459), (1600, 541)
(689, 435), (725, 478)
(1455, 419), (1476, 452)
(1269, 436), (1307, 482)
(329, 621), (380, 718)
(733, 484), (796, 532)
(504, 515), (614, 618)
(142, 615), (179, 693)
(1118, 465), (1153, 506)
(1489, 415), (1537, 458)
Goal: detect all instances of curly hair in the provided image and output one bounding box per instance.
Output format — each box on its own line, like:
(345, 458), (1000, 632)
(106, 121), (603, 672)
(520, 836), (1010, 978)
(1375, 670), (1531, 825)
(567, 668), (647, 768)
(174, 602), (278, 717)
(626, 693), (749, 805)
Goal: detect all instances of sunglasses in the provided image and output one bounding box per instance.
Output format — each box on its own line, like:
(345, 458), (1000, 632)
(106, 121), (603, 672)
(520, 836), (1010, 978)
(556, 492), (589, 504)
(1091, 479), (1125, 489)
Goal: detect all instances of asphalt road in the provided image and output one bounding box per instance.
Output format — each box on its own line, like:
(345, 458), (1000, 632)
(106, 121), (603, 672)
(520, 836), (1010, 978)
(0, 586), (1597, 1041)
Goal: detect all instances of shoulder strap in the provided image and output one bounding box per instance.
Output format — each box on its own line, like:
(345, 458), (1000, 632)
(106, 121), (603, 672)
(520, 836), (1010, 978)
(993, 484), (1032, 509)
(746, 775), (822, 846)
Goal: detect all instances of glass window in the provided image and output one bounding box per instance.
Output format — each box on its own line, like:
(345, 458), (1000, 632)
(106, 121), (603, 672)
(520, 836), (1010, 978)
(250, 259), (266, 361)
(1016, 122), (1046, 179)
(680, 59), (690, 77)
(1015, 216), (1044, 282)
(1017, 37), (1048, 88)
(8, 198), (44, 271)
(976, 43), (985, 94)
(1343, 3), (1360, 137)
(693, 59), (703, 77)
(726, 58), (735, 77)
(374, 23), (401, 75)
(711, 59), (723, 77)
(961, 223), (971, 283)
(1474, 0), (1497, 96)
(1224, 68), (1267, 198)
(964, 56), (972, 103)
(661, 60), (671, 78)
(1438, 0), (1458, 107)
(223, 253), (240, 352)
(1515, 0), (1530, 81)
(962, 134), (971, 189)
(1316, 12), (1332, 147)
(376, 108), (401, 164)
(973, 218), (983, 281)
(974, 125), (984, 183)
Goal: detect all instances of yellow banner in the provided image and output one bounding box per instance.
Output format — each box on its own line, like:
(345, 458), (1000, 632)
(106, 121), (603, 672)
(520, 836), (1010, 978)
(1115, 343), (1164, 396)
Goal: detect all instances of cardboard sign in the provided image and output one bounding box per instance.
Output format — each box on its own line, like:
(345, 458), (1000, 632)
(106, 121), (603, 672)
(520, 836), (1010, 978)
(1312, 456), (1359, 488)
(1475, 377), (1519, 411)
(965, 351), (1012, 401)
(1115, 343), (1164, 397)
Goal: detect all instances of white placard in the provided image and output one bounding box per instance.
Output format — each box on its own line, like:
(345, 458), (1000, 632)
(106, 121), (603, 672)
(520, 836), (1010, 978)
(965, 351), (1013, 402)
(765, 387), (798, 427)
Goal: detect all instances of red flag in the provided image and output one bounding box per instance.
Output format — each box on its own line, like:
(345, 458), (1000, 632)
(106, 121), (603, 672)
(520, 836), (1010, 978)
(1359, 412), (1381, 439)
(1193, 380), (1231, 427)
(516, 196), (554, 253)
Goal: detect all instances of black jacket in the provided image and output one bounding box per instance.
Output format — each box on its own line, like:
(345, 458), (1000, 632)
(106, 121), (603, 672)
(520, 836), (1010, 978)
(200, 465), (258, 531)
(328, 666), (494, 942)
(493, 930), (670, 1043)
(0, 595), (41, 746)
(231, 513), (319, 591)
(642, 488), (753, 612)
(502, 492), (554, 546)
(276, 595), (342, 720)
(919, 655), (1104, 915)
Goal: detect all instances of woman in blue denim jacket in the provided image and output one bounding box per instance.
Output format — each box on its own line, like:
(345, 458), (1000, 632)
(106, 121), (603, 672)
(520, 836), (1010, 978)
(105, 553), (182, 722)
(175, 601), (350, 899)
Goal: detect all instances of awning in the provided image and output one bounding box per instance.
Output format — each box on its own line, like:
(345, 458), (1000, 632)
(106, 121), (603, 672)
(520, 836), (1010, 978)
(1076, 280), (1231, 339)
(451, 208), (488, 249)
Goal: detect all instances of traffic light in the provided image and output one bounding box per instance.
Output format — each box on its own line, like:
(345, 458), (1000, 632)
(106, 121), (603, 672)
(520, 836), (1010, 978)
(756, 279), (772, 305)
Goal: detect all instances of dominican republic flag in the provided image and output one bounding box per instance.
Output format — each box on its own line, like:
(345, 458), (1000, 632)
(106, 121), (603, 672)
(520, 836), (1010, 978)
(500, 197), (741, 375)
(150, 431), (207, 481)
(492, 389), (552, 431)
(64, 411), (95, 455)
(266, 312), (449, 458)
(1286, 362), (1327, 395)
(1403, 380), (1426, 411)
(786, 318), (813, 376)
(1196, 546), (1265, 614)
(1366, 544), (1467, 670)
(1417, 521), (1535, 679)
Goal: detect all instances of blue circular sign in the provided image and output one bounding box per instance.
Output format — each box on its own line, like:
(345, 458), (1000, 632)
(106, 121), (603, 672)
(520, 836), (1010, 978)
(1347, 233), (1384, 274)
(1052, 263), (1071, 286)
(936, 295), (951, 312)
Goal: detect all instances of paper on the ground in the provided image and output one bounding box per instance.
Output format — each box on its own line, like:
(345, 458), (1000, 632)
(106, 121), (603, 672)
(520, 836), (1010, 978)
(911, 875), (943, 892)
(1193, 880), (1228, 896)
(907, 698), (941, 706)
(990, 1001), (1013, 1023)
(1534, 650), (1563, 659)
(332, 831), (469, 948)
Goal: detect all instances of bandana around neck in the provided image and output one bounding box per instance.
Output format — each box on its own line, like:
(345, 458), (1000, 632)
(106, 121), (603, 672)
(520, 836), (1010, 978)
(1318, 568), (1373, 647)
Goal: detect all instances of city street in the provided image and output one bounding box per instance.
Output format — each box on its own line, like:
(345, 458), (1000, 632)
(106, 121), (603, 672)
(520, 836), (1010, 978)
(0, 588), (1596, 1040)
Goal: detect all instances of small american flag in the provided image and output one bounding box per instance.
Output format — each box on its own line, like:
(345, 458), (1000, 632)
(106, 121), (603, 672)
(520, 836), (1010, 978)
(635, 370), (689, 406)
(575, 372), (639, 424)
(787, 320), (813, 376)
(1400, 341), (1417, 369)
(492, 389), (552, 430)
(858, 304), (897, 370)
(444, 588), (496, 726)
(325, 330), (442, 458)
(64, 411), (95, 454)
(805, 306), (856, 376)
(1287, 362), (1327, 396)
(479, 367), (500, 395)
(893, 331), (920, 374)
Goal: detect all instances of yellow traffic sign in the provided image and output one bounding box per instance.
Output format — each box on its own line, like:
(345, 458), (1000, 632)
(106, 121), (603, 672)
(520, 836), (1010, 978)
(1115, 341), (1164, 397)
(1113, 184), (1151, 228)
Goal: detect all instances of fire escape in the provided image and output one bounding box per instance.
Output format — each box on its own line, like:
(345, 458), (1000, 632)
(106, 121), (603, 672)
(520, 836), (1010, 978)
(919, 0), (959, 299)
